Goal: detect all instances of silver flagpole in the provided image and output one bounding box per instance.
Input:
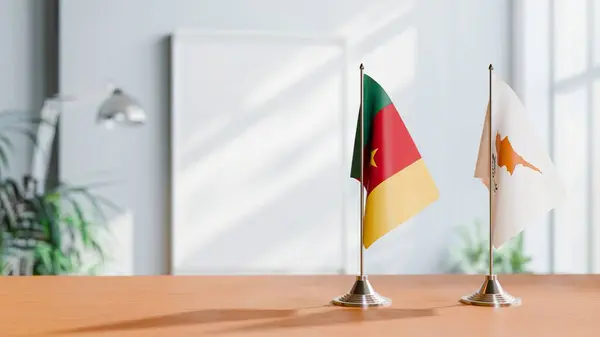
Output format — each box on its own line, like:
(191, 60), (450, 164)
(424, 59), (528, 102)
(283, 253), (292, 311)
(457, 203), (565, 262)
(459, 64), (521, 307)
(331, 63), (390, 308)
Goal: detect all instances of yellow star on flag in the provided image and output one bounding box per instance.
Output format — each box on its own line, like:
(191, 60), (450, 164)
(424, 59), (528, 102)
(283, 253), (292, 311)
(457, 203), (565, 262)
(370, 148), (378, 167)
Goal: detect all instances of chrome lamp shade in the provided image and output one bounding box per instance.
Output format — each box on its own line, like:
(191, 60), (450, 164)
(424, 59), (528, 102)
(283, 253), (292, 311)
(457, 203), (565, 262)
(96, 88), (146, 127)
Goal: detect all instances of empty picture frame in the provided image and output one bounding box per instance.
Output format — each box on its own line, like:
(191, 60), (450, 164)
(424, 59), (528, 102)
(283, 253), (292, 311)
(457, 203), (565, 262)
(170, 30), (352, 275)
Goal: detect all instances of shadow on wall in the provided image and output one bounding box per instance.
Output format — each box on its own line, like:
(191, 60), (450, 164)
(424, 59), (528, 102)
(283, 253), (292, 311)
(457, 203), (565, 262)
(172, 1), (427, 275)
(169, 0), (504, 275)
(175, 44), (347, 273)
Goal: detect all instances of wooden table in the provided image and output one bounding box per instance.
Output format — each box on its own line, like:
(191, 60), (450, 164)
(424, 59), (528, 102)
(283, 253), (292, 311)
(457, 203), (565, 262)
(1, 275), (599, 336)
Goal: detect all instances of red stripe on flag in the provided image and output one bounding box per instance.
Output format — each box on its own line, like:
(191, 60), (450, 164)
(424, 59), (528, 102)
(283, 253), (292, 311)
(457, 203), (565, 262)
(362, 103), (422, 194)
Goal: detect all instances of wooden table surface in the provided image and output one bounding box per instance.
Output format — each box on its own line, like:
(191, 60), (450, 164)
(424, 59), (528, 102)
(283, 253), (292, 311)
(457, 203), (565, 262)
(1, 275), (599, 337)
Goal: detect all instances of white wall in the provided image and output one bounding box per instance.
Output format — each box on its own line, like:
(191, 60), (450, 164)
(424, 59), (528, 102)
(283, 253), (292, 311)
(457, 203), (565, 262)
(0, 0), (51, 179)
(59, 0), (511, 275)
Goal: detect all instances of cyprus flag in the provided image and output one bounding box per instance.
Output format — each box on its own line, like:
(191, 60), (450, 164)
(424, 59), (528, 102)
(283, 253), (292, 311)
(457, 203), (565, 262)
(475, 75), (564, 248)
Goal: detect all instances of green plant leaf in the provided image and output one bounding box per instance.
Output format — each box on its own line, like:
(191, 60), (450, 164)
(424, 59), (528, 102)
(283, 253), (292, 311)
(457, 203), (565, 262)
(75, 188), (122, 213)
(0, 127), (40, 149)
(0, 134), (14, 171)
(59, 254), (72, 273)
(34, 242), (53, 273)
(0, 175), (116, 276)
(450, 222), (532, 274)
(52, 182), (120, 225)
(0, 111), (51, 177)
(0, 149), (9, 171)
(30, 196), (62, 250)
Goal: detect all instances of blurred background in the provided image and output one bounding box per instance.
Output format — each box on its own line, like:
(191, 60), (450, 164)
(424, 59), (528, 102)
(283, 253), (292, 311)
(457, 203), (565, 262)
(0, 0), (596, 276)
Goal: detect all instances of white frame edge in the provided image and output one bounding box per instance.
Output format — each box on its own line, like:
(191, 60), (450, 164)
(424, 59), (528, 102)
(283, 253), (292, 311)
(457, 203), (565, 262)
(169, 29), (350, 275)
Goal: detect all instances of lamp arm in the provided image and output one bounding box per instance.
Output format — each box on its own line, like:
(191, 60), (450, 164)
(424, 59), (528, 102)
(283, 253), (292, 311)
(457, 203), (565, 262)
(30, 83), (144, 189)
(30, 101), (61, 192)
(30, 82), (114, 191)
(49, 82), (116, 105)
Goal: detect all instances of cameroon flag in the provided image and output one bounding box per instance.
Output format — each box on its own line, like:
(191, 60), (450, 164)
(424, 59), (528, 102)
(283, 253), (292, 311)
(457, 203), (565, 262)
(351, 74), (439, 249)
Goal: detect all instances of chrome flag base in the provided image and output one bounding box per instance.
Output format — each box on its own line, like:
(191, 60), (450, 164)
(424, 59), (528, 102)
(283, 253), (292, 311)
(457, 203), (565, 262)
(460, 274), (521, 307)
(331, 275), (391, 308)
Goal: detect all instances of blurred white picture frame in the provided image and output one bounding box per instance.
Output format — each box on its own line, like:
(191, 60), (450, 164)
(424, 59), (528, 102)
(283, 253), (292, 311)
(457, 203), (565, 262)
(170, 29), (355, 275)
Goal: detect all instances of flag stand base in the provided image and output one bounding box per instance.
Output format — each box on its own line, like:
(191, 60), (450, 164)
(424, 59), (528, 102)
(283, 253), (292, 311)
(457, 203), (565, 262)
(331, 275), (391, 308)
(459, 274), (521, 307)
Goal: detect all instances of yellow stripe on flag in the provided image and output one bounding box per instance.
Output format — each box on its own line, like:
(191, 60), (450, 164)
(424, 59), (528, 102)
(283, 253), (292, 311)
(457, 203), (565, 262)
(363, 159), (438, 249)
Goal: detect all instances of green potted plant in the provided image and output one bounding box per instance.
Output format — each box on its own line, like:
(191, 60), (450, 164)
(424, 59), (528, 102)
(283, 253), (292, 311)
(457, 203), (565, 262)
(0, 111), (118, 275)
(447, 219), (532, 274)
